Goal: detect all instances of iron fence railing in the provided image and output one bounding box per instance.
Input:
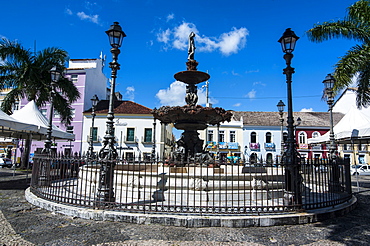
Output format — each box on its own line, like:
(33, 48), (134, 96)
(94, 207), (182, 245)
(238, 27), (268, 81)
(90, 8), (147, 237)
(30, 153), (352, 215)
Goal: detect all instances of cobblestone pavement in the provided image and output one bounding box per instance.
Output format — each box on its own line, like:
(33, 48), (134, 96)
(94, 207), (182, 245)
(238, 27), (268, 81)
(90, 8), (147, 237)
(1, 168), (370, 246)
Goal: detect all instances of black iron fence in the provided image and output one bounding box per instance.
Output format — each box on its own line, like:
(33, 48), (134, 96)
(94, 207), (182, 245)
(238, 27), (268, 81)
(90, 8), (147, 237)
(30, 153), (352, 215)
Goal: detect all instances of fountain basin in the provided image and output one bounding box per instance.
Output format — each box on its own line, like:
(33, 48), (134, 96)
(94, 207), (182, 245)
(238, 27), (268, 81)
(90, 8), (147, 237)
(174, 70), (210, 84)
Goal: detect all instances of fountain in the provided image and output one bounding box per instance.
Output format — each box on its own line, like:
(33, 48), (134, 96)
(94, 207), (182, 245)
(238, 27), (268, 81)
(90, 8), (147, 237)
(152, 32), (232, 163)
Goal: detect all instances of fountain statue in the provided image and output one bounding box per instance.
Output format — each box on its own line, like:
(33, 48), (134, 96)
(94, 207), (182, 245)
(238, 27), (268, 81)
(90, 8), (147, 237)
(152, 32), (232, 164)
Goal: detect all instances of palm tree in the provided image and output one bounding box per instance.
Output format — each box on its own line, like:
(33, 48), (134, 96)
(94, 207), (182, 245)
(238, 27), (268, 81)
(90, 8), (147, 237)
(307, 0), (370, 108)
(0, 38), (80, 124)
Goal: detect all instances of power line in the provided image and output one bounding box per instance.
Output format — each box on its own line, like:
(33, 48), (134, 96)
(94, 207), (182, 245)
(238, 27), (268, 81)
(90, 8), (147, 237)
(213, 95), (322, 100)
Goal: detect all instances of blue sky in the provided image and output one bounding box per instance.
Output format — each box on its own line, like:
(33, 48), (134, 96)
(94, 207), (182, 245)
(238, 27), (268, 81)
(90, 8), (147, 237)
(1, 0), (358, 113)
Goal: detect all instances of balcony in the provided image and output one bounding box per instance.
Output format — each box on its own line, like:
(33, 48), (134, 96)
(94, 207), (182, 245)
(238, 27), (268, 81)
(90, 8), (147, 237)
(311, 144), (322, 151)
(299, 144), (309, 149)
(206, 141), (239, 150)
(264, 143), (275, 150)
(249, 143), (260, 151)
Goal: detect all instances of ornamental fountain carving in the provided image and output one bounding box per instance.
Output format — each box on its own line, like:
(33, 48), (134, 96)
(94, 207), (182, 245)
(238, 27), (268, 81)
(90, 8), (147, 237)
(152, 32), (232, 163)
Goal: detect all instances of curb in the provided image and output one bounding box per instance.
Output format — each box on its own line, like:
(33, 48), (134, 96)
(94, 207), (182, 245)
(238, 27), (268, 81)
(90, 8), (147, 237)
(25, 188), (357, 228)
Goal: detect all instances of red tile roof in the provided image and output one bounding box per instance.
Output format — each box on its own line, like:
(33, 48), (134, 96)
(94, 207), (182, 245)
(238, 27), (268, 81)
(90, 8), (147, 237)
(85, 100), (152, 114)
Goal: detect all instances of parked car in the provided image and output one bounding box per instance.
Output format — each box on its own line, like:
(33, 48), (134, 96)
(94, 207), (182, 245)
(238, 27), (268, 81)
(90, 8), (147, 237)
(351, 164), (370, 175)
(0, 158), (13, 168)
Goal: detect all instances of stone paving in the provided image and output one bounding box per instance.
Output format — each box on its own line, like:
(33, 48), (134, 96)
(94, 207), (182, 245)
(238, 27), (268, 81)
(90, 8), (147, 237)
(1, 167), (370, 245)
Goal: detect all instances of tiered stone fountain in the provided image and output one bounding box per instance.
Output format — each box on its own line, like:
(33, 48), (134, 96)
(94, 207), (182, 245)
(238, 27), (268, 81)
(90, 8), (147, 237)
(152, 32), (232, 162)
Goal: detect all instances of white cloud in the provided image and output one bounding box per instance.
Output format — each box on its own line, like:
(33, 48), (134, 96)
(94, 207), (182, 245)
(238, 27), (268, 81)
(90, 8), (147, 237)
(157, 29), (171, 44)
(233, 103), (241, 107)
(166, 13), (175, 22)
(156, 81), (216, 106)
(156, 21), (248, 56)
(156, 81), (186, 106)
(253, 81), (266, 86)
(245, 89), (256, 99)
(218, 27), (248, 56)
(124, 86), (135, 101)
(65, 8), (73, 15)
(245, 69), (259, 74)
(231, 70), (240, 76)
(300, 108), (314, 112)
(172, 22), (198, 50)
(77, 12), (100, 25)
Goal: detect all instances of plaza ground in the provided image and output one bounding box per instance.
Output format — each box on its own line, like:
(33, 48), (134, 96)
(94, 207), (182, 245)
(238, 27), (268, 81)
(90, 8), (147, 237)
(0, 167), (369, 245)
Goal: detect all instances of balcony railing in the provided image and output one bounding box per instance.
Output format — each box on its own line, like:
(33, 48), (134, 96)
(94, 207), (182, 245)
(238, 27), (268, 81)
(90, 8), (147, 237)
(249, 143), (260, 151)
(264, 143), (275, 150)
(311, 144), (322, 151)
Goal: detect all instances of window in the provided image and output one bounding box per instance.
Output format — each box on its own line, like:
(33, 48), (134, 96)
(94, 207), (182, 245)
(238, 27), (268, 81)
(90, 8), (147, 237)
(125, 152), (134, 162)
(90, 127), (98, 141)
(230, 131), (236, 142)
(54, 111), (60, 118)
(207, 130), (214, 142)
(218, 130), (225, 142)
(265, 132), (272, 143)
(266, 153), (273, 164)
(66, 126), (74, 134)
(251, 132), (257, 143)
(71, 109), (75, 118)
(312, 131), (321, 138)
(298, 131), (307, 144)
(71, 74), (78, 83)
(250, 153), (257, 164)
(40, 109), (47, 117)
(144, 128), (152, 142)
(126, 128), (135, 142)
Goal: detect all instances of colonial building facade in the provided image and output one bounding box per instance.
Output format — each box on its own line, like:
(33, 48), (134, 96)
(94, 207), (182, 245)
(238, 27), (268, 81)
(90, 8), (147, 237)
(82, 100), (174, 160)
(199, 111), (343, 164)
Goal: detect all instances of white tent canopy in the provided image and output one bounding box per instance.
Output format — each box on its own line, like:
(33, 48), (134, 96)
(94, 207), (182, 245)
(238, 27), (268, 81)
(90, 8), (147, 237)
(11, 101), (75, 140)
(308, 106), (370, 144)
(0, 109), (41, 138)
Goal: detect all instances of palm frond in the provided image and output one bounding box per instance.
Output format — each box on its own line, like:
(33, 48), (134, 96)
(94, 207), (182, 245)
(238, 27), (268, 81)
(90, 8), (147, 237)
(307, 20), (370, 43)
(335, 44), (370, 91)
(0, 88), (24, 114)
(355, 66), (370, 108)
(347, 0), (370, 25)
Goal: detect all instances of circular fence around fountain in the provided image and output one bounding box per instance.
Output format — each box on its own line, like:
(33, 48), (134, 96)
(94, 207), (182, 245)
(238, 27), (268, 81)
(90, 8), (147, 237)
(29, 153), (353, 219)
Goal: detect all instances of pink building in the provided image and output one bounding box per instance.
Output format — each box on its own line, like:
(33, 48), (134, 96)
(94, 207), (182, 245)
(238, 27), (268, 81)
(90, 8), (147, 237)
(19, 57), (107, 155)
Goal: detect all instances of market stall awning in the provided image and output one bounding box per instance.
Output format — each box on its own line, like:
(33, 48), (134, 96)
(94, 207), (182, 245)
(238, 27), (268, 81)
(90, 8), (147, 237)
(11, 101), (74, 140)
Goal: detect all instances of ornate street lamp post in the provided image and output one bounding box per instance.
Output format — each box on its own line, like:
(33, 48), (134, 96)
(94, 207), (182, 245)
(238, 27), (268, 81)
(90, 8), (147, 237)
(323, 74), (340, 191)
(277, 100), (285, 160)
(323, 74), (336, 157)
(278, 28), (302, 205)
(43, 66), (62, 153)
(96, 22), (126, 203)
(88, 94), (99, 158)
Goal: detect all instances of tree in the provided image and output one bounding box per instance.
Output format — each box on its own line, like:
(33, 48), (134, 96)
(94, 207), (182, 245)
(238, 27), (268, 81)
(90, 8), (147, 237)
(307, 0), (370, 108)
(0, 38), (80, 168)
(0, 38), (80, 124)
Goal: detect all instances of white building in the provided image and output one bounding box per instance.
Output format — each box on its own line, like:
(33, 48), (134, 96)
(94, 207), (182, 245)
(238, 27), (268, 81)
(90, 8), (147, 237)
(82, 100), (174, 160)
(199, 115), (243, 161)
(234, 112), (284, 164)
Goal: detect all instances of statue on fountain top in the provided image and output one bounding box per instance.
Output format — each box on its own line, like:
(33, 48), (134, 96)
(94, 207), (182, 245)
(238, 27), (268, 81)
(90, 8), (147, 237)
(188, 32), (196, 61)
